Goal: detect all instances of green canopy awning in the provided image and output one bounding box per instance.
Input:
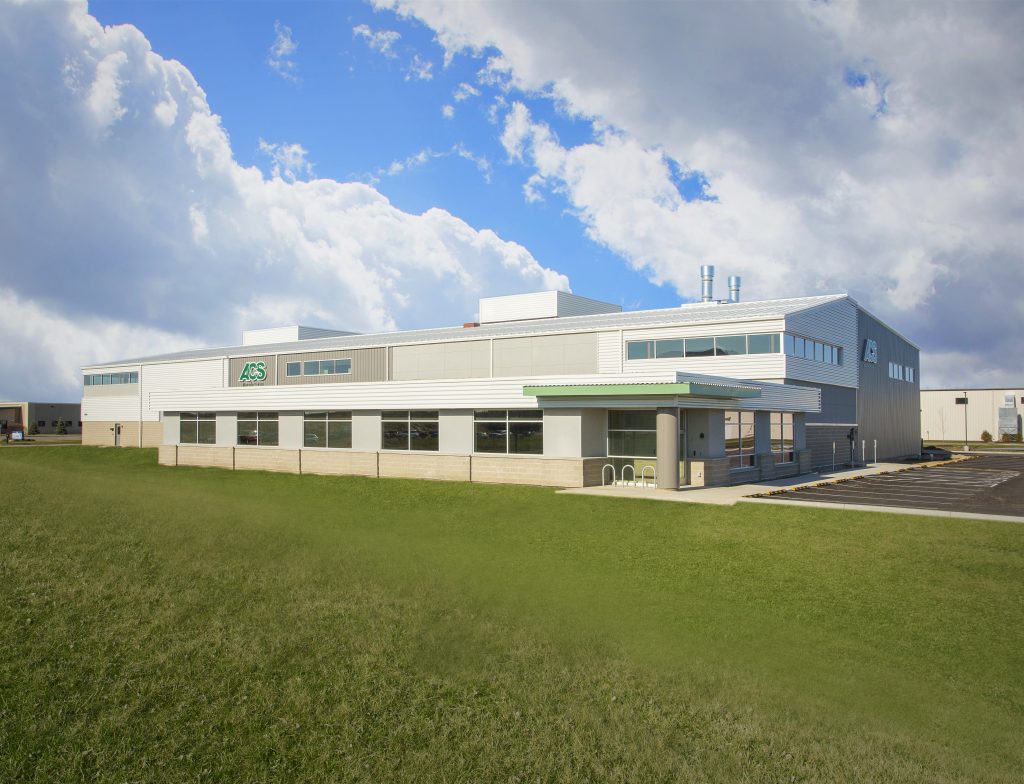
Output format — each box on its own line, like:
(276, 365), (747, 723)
(522, 382), (760, 399)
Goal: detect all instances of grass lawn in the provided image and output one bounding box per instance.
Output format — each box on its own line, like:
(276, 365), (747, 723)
(1, 448), (1022, 782)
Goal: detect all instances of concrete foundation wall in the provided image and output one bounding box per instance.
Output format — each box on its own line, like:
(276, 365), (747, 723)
(178, 445), (234, 469)
(301, 450), (378, 477)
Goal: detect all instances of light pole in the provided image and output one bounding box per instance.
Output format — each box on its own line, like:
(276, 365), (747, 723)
(963, 391), (969, 451)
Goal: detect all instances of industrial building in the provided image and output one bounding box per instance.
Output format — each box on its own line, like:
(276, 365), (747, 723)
(0, 402), (81, 436)
(80, 269), (921, 488)
(921, 388), (1023, 443)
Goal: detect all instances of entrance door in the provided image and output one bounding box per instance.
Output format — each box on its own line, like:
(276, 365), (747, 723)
(114, 423), (121, 447)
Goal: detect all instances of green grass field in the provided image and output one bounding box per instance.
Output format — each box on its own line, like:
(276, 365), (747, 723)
(2, 447), (1022, 782)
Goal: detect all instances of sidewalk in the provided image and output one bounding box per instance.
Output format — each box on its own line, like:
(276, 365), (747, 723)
(558, 461), (912, 506)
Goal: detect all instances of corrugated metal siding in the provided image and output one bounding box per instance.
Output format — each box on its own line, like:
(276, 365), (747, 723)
(783, 298), (859, 388)
(782, 381), (858, 424)
(227, 355), (278, 389)
(553, 291), (622, 317)
(479, 291), (558, 323)
(277, 347), (387, 385)
(142, 358), (225, 422)
(597, 331), (621, 373)
(81, 394), (142, 422)
(856, 309), (921, 459)
(391, 341), (489, 381)
(83, 385), (138, 397)
(628, 354), (785, 380)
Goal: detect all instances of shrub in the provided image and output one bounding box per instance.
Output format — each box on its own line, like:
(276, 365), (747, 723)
(980, 430), (993, 443)
(56, 418), (67, 435)
(27, 422), (39, 436)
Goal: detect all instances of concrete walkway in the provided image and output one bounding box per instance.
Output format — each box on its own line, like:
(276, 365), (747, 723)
(558, 462), (910, 506)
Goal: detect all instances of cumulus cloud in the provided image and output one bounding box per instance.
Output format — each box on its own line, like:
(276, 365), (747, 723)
(352, 24), (401, 58)
(405, 53), (433, 81)
(257, 139), (315, 182)
(0, 2), (567, 400)
(453, 81), (480, 102)
(267, 20), (299, 81)
(378, 0), (1024, 387)
(441, 103), (454, 119)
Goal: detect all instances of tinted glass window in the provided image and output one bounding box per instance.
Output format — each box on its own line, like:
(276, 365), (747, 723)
(655, 339), (684, 359)
(626, 341), (652, 360)
(684, 337), (715, 357)
(715, 335), (746, 356)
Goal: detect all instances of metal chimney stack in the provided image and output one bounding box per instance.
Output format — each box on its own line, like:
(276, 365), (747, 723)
(728, 275), (741, 303)
(700, 265), (715, 302)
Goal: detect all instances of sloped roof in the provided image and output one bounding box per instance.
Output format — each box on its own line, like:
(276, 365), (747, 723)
(84, 293), (848, 369)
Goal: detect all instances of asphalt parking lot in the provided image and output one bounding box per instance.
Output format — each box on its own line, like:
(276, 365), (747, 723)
(757, 454), (1024, 518)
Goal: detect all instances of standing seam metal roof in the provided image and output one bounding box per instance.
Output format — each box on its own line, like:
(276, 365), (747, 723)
(84, 293), (848, 368)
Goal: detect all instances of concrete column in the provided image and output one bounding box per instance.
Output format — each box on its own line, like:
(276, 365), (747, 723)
(754, 411), (772, 455)
(439, 410), (473, 453)
(656, 407), (680, 490)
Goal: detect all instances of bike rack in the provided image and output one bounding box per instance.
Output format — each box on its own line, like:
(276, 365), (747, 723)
(640, 465), (656, 488)
(621, 464), (636, 486)
(601, 464), (616, 486)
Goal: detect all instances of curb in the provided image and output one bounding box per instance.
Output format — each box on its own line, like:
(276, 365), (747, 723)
(738, 497), (1024, 525)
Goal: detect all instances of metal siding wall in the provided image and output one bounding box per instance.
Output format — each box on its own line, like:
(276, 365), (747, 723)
(276, 347), (386, 385)
(493, 333), (598, 376)
(783, 299), (858, 387)
(553, 291), (622, 317)
(781, 381), (857, 424)
(856, 309), (921, 459)
(83, 385), (138, 397)
(391, 341), (489, 381)
(597, 331), (621, 373)
(920, 389), (1024, 442)
(143, 359), (225, 422)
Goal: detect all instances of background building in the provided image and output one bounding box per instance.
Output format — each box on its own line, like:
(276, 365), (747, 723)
(921, 388), (1023, 443)
(81, 274), (920, 487)
(0, 402), (81, 435)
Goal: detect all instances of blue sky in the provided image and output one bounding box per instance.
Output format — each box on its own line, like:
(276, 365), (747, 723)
(0, 0), (1021, 400)
(90, 0), (677, 313)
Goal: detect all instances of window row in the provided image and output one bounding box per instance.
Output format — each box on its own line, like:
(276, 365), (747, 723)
(626, 333), (780, 360)
(888, 362), (915, 382)
(285, 358), (352, 378)
(84, 372), (138, 386)
(782, 334), (843, 365)
(473, 410), (543, 455)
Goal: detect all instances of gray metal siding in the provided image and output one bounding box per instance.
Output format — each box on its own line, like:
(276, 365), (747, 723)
(390, 340), (489, 381)
(277, 347), (386, 385)
(782, 381), (857, 425)
(856, 309), (921, 460)
(493, 332), (598, 376)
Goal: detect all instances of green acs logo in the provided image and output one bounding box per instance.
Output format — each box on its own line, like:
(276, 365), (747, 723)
(239, 361), (268, 383)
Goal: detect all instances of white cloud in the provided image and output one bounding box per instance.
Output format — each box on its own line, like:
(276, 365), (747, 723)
(405, 53), (433, 81)
(377, 144), (491, 182)
(0, 1), (567, 401)
(377, 0), (1024, 387)
(353, 24), (401, 58)
(453, 81), (480, 102)
(257, 139), (315, 182)
(267, 20), (299, 82)
(441, 103), (454, 119)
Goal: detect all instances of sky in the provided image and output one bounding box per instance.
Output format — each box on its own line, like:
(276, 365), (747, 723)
(0, 0), (1021, 401)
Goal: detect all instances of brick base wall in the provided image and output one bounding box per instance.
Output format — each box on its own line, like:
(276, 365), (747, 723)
(158, 445), (177, 466)
(234, 448), (300, 474)
(301, 450), (378, 477)
(178, 445), (234, 470)
(83, 420), (162, 447)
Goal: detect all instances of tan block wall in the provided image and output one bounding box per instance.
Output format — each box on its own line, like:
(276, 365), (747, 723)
(470, 456), (587, 488)
(234, 448), (300, 474)
(378, 452), (471, 482)
(582, 457), (607, 487)
(158, 445), (177, 466)
(83, 420), (162, 447)
(177, 445), (235, 470)
(300, 450), (378, 477)
(688, 457), (731, 487)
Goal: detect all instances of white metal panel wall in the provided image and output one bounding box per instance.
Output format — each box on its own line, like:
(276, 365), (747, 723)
(784, 298), (858, 388)
(597, 331), (622, 374)
(479, 291), (559, 323)
(439, 410), (474, 453)
(543, 409), (583, 458)
(82, 394), (142, 423)
(140, 358), (226, 422)
(352, 412), (381, 451)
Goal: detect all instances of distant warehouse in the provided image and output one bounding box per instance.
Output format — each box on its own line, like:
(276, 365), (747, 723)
(0, 401), (81, 436)
(921, 388), (1023, 443)
(81, 269), (921, 489)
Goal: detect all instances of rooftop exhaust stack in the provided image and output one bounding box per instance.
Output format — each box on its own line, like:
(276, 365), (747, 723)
(700, 265), (715, 303)
(728, 275), (741, 303)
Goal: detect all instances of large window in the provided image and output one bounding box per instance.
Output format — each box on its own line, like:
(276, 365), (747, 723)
(179, 411), (216, 445)
(725, 410), (755, 469)
(626, 333), (780, 360)
(474, 410), (543, 454)
(771, 412), (794, 464)
(237, 412), (279, 446)
(303, 411), (352, 448)
(285, 359), (352, 378)
(381, 411), (439, 451)
(84, 371), (138, 386)
(783, 334), (843, 366)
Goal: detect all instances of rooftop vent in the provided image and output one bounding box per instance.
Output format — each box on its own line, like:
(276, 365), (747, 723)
(728, 275), (741, 303)
(700, 265), (715, 303)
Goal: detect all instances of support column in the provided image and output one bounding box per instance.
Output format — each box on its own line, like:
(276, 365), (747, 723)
(656, 407), (680, 490)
